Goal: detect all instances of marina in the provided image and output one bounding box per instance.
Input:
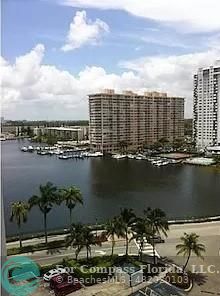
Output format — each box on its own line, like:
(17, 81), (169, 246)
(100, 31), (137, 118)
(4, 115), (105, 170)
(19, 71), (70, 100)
(19, 144), (217, 167)
(2, 140), (220, 236)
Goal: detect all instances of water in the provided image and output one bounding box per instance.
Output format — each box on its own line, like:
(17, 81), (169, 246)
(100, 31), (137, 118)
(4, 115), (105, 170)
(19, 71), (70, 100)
(2, 140), (220, 236)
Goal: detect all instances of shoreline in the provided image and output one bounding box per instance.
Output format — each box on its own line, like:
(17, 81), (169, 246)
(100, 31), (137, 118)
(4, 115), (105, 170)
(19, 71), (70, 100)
(6, 215), (220, 243)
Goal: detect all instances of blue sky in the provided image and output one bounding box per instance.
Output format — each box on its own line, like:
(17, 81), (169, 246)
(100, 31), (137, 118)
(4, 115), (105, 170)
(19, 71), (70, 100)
(1, 0), (220, 119)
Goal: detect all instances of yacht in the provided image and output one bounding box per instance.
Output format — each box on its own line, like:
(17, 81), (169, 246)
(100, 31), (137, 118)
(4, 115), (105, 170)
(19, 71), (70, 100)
(27, 145), (34, 152)
(154, 160), (169, 167)
(135, 154), (147, 160)
(58, 155), (69, 159)
(127, 154), (135, 159)
(112, 154), (127, 159)
(21, 146), (28, 152)
(87, 152), (103, 157)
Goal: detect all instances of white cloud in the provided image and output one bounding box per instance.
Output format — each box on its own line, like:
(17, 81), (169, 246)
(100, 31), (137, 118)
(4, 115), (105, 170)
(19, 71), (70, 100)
(60, 0), (220, 33)
(120, 48), (220, 117)
(0, 44), (142, 119)
(1, 43), (220, 119)
(61, 10), (109, 51)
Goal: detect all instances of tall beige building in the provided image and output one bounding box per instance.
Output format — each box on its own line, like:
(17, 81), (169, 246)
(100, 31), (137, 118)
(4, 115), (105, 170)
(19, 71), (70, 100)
(89, 89), (184, 153)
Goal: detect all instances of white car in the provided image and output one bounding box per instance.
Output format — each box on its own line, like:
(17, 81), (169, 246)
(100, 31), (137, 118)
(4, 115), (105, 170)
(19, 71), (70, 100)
(43, 267), (66, 281)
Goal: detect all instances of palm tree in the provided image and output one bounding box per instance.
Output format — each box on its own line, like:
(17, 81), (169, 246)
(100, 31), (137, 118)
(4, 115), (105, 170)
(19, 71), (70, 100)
(144, 207), (169, 265)
(66, 223), (84, 261)
(28, 182), (58, 244)
(105, 217), (124, 257)
(119, 141), (127, 153)
(10, 201), (29, 248)
(176, 232), (206, 272)
(131, 218), (153, 261)
(60, 186), (83, 226)
(120, 208), (136, 257)
(158, 137), (169, 149)
(81, 225), (97, 262)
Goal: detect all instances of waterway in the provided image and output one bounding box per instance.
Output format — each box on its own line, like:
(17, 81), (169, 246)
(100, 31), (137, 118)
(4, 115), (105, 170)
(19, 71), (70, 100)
(2, 140), (220, 236)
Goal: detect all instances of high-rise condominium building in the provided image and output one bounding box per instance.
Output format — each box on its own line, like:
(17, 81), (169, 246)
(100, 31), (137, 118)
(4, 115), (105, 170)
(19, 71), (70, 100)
(89, 89), (184, 153)
(193, 65), (220, 149)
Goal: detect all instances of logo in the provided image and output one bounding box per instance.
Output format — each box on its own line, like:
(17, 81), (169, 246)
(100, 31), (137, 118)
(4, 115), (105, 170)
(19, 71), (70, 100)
(0, 256), (40, 296)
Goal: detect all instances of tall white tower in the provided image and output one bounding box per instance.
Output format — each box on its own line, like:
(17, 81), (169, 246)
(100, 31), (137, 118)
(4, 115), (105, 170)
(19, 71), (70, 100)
(193, 64), (220, 149)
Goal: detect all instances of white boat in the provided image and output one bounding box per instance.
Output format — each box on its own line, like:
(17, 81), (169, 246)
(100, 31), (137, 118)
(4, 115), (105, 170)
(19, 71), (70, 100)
(21, 146), (28, 152)
(135, 154), (147, 160)
(170, 159), (182, 164)
(154, 160), (169, 167)
(27, 145), (34, 152)
(112, 154), (127, 159)
(59, 155), (69, 159)
(87, 152), (103, 157)
(127, 154), (135, 159)
(40, 151), (48, 155)
(54, 150), (63, 155)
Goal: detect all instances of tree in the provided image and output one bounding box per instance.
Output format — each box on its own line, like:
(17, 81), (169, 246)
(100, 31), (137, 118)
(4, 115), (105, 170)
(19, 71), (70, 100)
(176, 232), (206, 272)
(158, 137), (169, 148)
(60, 186), (83, 226)
(131, 218), (153, 261)
(105, 217), (124, 257)
(144, 207), (169, 265)
(120, 208), (136, 257)
(81, 225), (98, 262)
(119, 141), (128, 153)
(29, 182), (58, 244)
(66, 223), (84, 261)
(173, 138), (184, 150)
(10, 201), (29, 248)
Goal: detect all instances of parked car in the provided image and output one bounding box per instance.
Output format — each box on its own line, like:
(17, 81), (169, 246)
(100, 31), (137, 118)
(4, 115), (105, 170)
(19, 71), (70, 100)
(49, 273), (76, 289)
(54, 280), (81, 296)
(43, 268), (66, 281)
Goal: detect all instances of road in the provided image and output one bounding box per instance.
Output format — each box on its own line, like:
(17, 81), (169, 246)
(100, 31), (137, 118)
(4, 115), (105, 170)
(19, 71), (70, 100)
(11, 239), (139, 265)
(8, 221), (220, 295)
(157, 221), (220, 296)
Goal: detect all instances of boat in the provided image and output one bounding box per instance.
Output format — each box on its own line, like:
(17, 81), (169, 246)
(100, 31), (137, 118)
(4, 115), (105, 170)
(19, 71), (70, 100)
(37, 150), (49, 155)
(169, 159), (182, 164)
(112, 154), (127, 159)
(127, 154), (135, 159)
(27, 145), (34, 152)
(87, 152), (103, 157)
(135, 154), (147, 160)
(154, 160), (170, 167)
(58, 155), (69, 159)
(21, 146), (28, 152)
(54, 150), (63, 155)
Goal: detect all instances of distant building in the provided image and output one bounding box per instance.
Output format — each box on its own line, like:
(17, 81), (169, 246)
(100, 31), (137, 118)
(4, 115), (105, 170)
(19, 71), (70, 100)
(193, 65), (220, 149)
(1, 125), (18, 135)
(89, 89), (184, 153)
(43, 126), (89, 141)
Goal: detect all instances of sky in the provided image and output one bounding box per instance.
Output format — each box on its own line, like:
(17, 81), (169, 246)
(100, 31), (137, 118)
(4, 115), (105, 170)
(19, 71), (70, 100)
(1, 0), (220, 120)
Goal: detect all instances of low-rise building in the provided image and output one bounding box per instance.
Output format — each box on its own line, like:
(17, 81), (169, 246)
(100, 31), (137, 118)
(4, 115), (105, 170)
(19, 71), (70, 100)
(43, 126), (89, 141)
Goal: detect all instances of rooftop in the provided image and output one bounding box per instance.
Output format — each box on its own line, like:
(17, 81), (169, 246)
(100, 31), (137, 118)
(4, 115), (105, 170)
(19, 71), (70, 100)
(45, 126), (87, 132)
(89, 89), (184, 99)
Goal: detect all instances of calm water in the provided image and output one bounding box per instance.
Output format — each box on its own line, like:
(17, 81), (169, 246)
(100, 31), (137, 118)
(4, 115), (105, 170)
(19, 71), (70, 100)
(2, 140), (220, 236)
